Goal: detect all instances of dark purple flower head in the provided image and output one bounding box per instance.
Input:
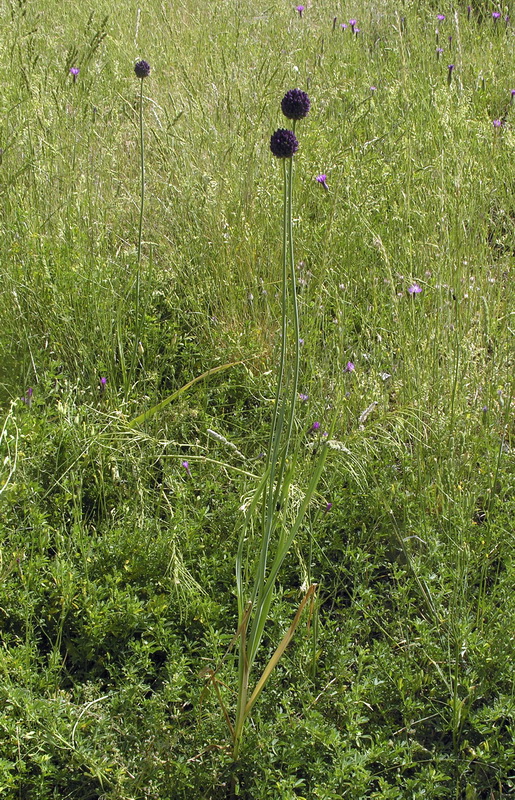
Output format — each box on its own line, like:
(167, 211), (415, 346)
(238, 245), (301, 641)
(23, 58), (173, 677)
(134, 60), (151, 79)
(270, 128), (299, 158)
(316, 173), (328, 189)
(448, 64), (454, 71)
(281, 88), (311, 120)
(311, 421), (321, 431)
(100, 377), (107, 391)
(325, 502), (333, 512)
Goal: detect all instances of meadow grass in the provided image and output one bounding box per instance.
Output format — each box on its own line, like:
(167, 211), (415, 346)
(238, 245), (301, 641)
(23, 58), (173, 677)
(1, 0), (515, 797)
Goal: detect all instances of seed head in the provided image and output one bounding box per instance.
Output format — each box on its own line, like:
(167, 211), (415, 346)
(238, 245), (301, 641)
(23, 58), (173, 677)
(134, 60), (151, 79)
(281, 88), (311, 120)
(270, 128), (299, 158)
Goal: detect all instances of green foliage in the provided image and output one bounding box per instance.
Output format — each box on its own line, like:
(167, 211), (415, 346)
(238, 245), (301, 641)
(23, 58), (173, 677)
(1, 0), (515, 797)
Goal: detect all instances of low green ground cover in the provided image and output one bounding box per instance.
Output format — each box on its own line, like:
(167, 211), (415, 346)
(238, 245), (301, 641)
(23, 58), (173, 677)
(1, 0), (514, 797)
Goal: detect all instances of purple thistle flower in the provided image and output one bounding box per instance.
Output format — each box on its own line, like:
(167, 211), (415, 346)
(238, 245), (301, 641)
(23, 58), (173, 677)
(345, 361), (355, 372)
(408, 283), (422, 295)
(270, 128), (299, 158)
(134, 59), (151, 79)
(296, 4), (305, 16)
(316, 173), (328, 190)
(311, 421), (321, 431)
(69, 67), (80, 83)
(437, 13), (446, 21)
(281, 88), (311, 120)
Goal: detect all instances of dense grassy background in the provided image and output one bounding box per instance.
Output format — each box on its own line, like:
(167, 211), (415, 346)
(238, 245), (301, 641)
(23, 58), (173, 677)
(1, 0), (515, 797)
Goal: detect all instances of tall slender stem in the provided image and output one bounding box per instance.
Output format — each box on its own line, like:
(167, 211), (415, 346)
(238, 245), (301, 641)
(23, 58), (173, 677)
(130, 78), (145, 391)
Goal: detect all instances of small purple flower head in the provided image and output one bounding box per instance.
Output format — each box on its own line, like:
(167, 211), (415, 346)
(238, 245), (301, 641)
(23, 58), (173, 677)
(447, 64), (454, 85)
(492, 11), (501, 20)
(493, 119), (502, 128)
(325, 502), (333, 512)
(21, 387), (33, 407)
(345, 361), (355, 372)
(181, 460), (191, 476)
(270, 128), (299, 158)
(341, 22), (347, 29)
(281, 88), (311, 120)
(436, 47), (443, 57)
(467, 5), (471, 18)
(316, 173), (328, 190)
(448, 64), (454, 71)
(296, 4), (305, 16)
(134, 59), (151, 79)
(311, 421), (321, 431)
(437, 13), (446, 21)
(69, 67), (80, 83)
(408, 283), (422, 295)
(370, 85), (377, 92)
(299, 393), (309, 402)
(349, 18), (357, 27)
(100, 376), (107, 391)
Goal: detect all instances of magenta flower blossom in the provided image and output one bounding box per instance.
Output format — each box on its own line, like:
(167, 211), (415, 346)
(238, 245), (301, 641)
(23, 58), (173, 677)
(325, 502), (333, 512)
(345, 361), (355, 372)
(316, 174), (328, 190)
(311, 421), (321, 431)
(437, 13), (446, 21)
(181, 460), (191, 476)
(296, 4), (305, 16)
(492, 11), (501, 19)
(408, 283), (422, 294)
(69, 67), (80, 83)
(100, 376), (107, 391)
(349, 18), (357, 28)
(493, 119), (502, 128)
(341, 22), (347, 29)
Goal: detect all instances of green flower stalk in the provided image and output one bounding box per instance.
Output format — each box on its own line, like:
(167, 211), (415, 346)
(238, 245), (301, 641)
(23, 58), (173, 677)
(130, 59), (151, 390)
(228, 90), (330, 771)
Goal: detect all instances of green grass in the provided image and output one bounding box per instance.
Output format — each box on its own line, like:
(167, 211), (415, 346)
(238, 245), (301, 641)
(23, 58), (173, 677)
(1, 0), (515, 797)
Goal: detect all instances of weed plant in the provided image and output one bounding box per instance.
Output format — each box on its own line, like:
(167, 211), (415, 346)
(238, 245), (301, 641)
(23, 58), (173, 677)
(1, 0), (515, 798)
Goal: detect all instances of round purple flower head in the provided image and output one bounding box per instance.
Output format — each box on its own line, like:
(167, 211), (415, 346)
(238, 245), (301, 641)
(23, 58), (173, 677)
(281, 88), (311, 120)
(270, 128), (299, 158)
(134, 60), (151, 79)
